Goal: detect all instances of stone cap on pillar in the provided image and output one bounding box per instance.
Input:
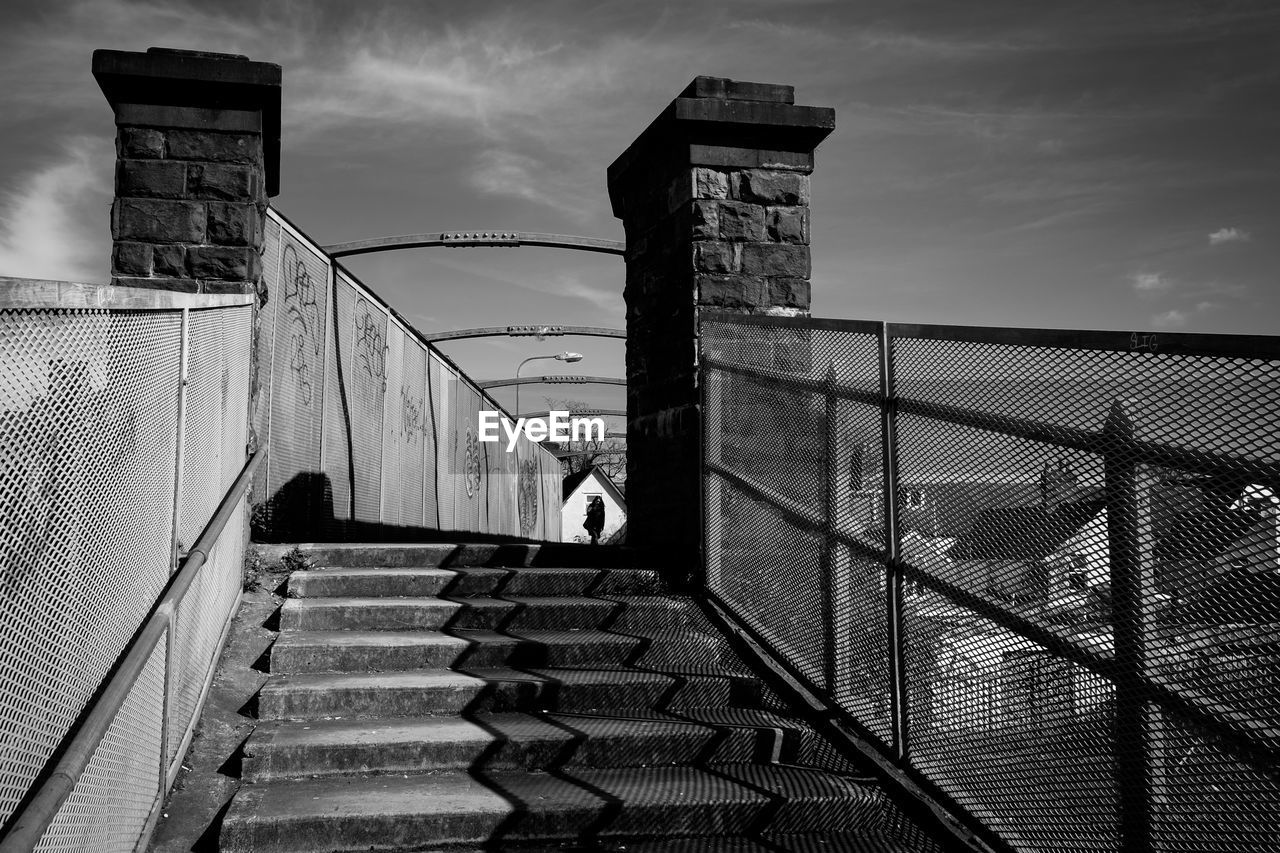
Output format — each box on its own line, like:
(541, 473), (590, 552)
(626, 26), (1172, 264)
(607, 75), (834, 218)
(93, 47), (282, 195)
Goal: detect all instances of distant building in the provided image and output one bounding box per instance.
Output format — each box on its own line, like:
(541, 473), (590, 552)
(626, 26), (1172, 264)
(562, 465), (626, 544)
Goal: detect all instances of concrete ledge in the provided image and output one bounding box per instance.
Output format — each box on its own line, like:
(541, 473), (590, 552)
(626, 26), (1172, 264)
(0, 277), (255, 310)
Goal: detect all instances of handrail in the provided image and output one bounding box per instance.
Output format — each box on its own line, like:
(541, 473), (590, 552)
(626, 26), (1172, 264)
(0, 448), (266, 853)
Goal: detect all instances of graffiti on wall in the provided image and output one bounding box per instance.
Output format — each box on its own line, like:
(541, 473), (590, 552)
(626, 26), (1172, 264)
(464, 427), (482, 498)
(353, 299), (387, 385)
(400, 386), (426, 445)
(281, 243), (322, 407)
(518, 458), (539, 537)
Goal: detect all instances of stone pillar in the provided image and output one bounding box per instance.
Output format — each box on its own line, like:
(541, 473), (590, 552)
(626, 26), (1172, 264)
(93, 47), (280, 294)
(607, 77), (834, 575)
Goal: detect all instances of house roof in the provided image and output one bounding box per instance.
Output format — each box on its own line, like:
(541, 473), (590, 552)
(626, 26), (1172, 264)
(949, 490), (1106, 562)
(562, 465), (627, 508)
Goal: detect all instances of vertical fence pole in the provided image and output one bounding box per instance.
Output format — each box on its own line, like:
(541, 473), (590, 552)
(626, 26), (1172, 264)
(161, 307), (188, 802)
(880, 324), (908, 761)
(821, 366), (839, 694)
(703, 363), (724, 593)
(1103, 399), (1157, 852)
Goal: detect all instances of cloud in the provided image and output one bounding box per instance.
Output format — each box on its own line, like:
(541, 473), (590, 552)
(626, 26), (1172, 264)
(1151, 309), (1188, 329)
(1208, 227), (1250, 245)
(1128, 271), (1171, 293)
(0, 136), (112, 282)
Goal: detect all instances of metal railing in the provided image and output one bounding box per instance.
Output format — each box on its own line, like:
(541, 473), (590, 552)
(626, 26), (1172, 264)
(700, 313), (1280, 853)
(0, 282), (256, 852)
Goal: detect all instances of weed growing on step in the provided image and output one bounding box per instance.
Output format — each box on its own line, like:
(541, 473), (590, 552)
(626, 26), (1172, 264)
(241, 548), (272, 592)
(281, 546), (314, 574)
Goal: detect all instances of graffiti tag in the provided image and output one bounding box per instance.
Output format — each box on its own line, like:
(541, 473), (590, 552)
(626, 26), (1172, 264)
(353, 299), (387, 384)
(401, 386), (426, 444)
(281, 243), (322, 406)
(518, 459), (539, 537)
(464, 427), (482, 498)
(1129, 332), (1158, 353)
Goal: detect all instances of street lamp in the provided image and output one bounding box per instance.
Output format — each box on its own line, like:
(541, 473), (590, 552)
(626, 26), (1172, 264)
(515, 351), (583, 418)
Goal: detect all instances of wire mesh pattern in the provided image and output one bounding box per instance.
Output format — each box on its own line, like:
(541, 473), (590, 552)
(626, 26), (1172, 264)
(34, 637), (166, 853)
(0, 309), (179, 819)
(1, 295), (252, 850)
(257, 209), (561, 541)
(701, 314), (1280, 853)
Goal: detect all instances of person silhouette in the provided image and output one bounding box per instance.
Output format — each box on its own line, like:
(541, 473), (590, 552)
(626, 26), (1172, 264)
(584, 495), (605, 545)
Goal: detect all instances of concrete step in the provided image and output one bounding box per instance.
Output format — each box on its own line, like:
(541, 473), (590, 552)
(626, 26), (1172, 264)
(273, 542), (647, 569)
(242, 708), (814, 782)
(279, 595), (688, 633)
(287, 567), (663, 599)
(220, 764), (894, 853)
(268, 629), (644, 673)
(257, 667), (762, 720)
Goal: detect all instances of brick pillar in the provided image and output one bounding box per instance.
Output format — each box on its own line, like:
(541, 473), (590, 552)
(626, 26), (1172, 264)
(92, 47), (280, 294)
(607, 77), (834, 576)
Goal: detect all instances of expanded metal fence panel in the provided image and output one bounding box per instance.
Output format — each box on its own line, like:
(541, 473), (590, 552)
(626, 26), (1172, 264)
(1151, 707), (1280, 853)
(178, 306), (251, 551)
(35, 636), (166, 853)
(701, 313), (1280, 853)
(893, 331), (1280, 466)
(167, 499), (246, 769)
(0, 309), (180, 819)
(906, 609), (1118, 853)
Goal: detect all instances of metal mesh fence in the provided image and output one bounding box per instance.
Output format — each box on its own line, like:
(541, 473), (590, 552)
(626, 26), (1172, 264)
(701, 314), (1280, 853)
(1, 291), (253, 851)
(34, 637), (167, 853)
(258, 209), (561, 541)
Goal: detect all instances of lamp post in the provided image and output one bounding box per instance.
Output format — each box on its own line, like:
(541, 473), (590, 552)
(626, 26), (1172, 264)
(515, 351), (583, 419)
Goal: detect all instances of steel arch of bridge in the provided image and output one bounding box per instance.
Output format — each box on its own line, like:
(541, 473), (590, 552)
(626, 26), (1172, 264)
(516, 409), (626, 421)
(481, 375), (626, 390)
(425, 325), (624, 342)
(323, 231), (625, 259)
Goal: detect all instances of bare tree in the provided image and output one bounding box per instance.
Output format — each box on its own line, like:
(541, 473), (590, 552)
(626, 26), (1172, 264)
(543, 396), (626, 486)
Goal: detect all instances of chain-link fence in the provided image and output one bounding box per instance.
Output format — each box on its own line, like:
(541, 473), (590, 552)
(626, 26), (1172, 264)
(702, 313), (1280, 853)
(0, 282), (255, 852)
(254, 210), (562, 542)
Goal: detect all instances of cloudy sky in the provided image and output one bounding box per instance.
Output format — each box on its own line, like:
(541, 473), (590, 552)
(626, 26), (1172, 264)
(1, 0), (1276, 411)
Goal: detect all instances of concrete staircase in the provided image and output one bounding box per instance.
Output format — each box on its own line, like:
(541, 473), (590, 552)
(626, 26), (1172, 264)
(220, 544), (938, 852)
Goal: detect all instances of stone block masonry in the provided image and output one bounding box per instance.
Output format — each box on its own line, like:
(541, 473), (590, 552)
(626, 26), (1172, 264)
(94, 48), (280, 295)
(608, 76), (833, 573)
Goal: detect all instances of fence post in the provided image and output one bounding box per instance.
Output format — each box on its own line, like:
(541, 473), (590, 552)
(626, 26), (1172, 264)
(880, 324), (908, 761)
(1103, 399), (1158, 852)
(606, 77), (834, 582)
(822, 365), (839, 693)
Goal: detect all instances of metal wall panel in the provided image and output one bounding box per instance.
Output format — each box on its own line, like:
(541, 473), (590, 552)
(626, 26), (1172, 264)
(431, 352), (455, 530)
(342, 277), (387, 524)
(397, 333), (428, 528)
(423, 349), (442, 529)
(266, 229), (328, 521)
(380, 327), (405, 526)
